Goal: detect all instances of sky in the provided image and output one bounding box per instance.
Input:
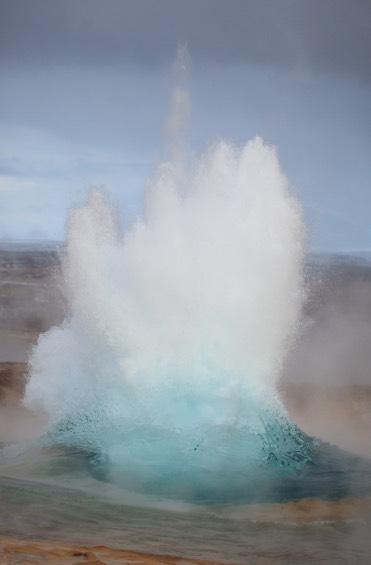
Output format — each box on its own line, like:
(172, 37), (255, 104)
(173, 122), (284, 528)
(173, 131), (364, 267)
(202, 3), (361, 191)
(0, 0), (370, 250)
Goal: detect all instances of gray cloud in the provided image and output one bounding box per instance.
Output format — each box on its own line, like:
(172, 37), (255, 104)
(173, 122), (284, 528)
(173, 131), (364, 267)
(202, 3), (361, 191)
(1, 0), (371, 81)
(1, 1), (370, 248)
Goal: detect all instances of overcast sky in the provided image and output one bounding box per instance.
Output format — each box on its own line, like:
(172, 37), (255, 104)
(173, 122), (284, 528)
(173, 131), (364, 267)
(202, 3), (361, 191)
(0, 0), (370, 250)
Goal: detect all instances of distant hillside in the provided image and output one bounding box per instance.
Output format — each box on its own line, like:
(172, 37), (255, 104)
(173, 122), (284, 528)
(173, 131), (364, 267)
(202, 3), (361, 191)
(0, 242), (64, 361)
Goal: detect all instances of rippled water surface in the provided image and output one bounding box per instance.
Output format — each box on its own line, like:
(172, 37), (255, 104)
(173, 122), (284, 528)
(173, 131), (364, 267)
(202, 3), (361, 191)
(1, 444), (371, 564)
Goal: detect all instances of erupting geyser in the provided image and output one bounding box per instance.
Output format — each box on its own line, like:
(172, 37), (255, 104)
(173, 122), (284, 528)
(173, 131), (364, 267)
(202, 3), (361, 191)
(24, 137), (314, 502)
(24, 52), (314, 502)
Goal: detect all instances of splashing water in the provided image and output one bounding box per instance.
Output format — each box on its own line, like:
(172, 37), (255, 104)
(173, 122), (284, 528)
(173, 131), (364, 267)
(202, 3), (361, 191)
(23, 136), (314, 501)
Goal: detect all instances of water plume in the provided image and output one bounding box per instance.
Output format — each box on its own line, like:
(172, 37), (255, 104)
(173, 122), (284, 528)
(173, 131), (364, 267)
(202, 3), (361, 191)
(24, 57), (312, 502)
(165, 43), (191, 164)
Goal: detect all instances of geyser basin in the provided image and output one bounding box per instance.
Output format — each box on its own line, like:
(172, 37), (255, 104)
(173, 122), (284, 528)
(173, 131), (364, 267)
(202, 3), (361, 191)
(42, 385), (315, 503)
(24, 136), (319, 503)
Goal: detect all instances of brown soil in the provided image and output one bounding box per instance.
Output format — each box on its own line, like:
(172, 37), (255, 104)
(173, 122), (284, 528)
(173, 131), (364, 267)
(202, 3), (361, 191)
(0, 362), (26, 403)
(0, 537), (231, 565)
